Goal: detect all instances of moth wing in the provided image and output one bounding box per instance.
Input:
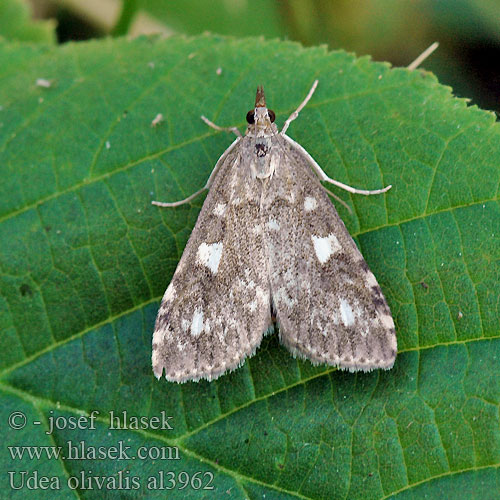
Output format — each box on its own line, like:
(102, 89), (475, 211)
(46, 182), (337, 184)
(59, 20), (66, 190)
(152, 141), (272, 382)
(265, 136), (397, 371)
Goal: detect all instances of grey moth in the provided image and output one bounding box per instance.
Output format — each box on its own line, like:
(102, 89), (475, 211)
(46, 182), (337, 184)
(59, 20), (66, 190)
(152, 81), (397, 383)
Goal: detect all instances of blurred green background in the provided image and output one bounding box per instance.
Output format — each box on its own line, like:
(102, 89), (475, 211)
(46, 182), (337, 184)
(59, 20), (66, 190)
(7, 0), (500, 113)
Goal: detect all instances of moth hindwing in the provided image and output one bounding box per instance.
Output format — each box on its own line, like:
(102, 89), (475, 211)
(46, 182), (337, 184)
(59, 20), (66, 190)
(152, 81), (397, 383)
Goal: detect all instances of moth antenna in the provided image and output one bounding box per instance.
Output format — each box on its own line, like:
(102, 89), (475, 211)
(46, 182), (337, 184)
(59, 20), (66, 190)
(281, 80), (318, 136)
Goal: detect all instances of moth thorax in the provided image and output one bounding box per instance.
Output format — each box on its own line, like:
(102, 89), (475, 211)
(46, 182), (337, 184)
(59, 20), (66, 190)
(255, 141), (269, 157)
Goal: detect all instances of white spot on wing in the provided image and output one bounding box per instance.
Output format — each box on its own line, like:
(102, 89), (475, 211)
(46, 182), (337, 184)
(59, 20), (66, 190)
(176, 256), (187, 273)
(274, 287), (297, 308)
(247, 300), (258, 312)
(196, 242), (223, 274)
(213, 203), (226, 216)
(252, 224), (263, 235)
(311, 234), (341, 264)
(152, 350), (161, 378)
(340, 299), (355, 326)
(191, 308), (204, 337)
(304, 196), (317, 212)
(267, 219), (280, 231)
(152, 346), (159, 359)
(380, 313), (394, 329)
(163, 283), (176, 302)
(152, 328), (165, 348)
(255, 286), (268, 304)
(365, 270), (378, 288)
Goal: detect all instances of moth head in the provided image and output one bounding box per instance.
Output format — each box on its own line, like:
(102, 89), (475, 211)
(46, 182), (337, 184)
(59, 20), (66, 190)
(246, 85), (276, 134)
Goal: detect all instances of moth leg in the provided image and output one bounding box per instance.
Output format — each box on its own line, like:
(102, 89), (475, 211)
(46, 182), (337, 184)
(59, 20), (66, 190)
(407, 42), (439, 70)
(152, 136), (241, 208)
(321, 186), (353, 213)
(280, 80), (318, 136)
(318, 168), (392, 195)
(151, 163), (223, 207)
(298, 142), (392, 195)
(201, 115), (242, 138)
(152, 186), (207, 208)
(282, 134), (392, 196)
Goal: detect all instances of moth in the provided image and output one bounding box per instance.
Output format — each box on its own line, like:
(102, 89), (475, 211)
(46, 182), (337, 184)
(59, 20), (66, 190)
(152, 81), (397, 383)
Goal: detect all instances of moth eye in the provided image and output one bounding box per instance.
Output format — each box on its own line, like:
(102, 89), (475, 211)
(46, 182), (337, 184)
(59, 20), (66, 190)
(268, 109), (276, 123)
(246, 110), (255, 124)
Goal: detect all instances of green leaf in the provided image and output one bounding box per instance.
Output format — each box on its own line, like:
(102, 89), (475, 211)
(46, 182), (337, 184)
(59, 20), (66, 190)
(0, 0), (56, 43)
(0, 35), (498, 499)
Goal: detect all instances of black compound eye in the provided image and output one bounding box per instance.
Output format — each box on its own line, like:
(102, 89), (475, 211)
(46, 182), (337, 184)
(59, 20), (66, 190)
(246, 110), (255, 124)
(268, 109), (276, 123)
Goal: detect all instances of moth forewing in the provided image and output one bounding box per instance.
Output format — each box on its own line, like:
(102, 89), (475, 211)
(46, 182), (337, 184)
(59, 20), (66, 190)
(152, 135), (272, 383)
(152, 80), (396, 383)
(264, 136), (397, 371)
